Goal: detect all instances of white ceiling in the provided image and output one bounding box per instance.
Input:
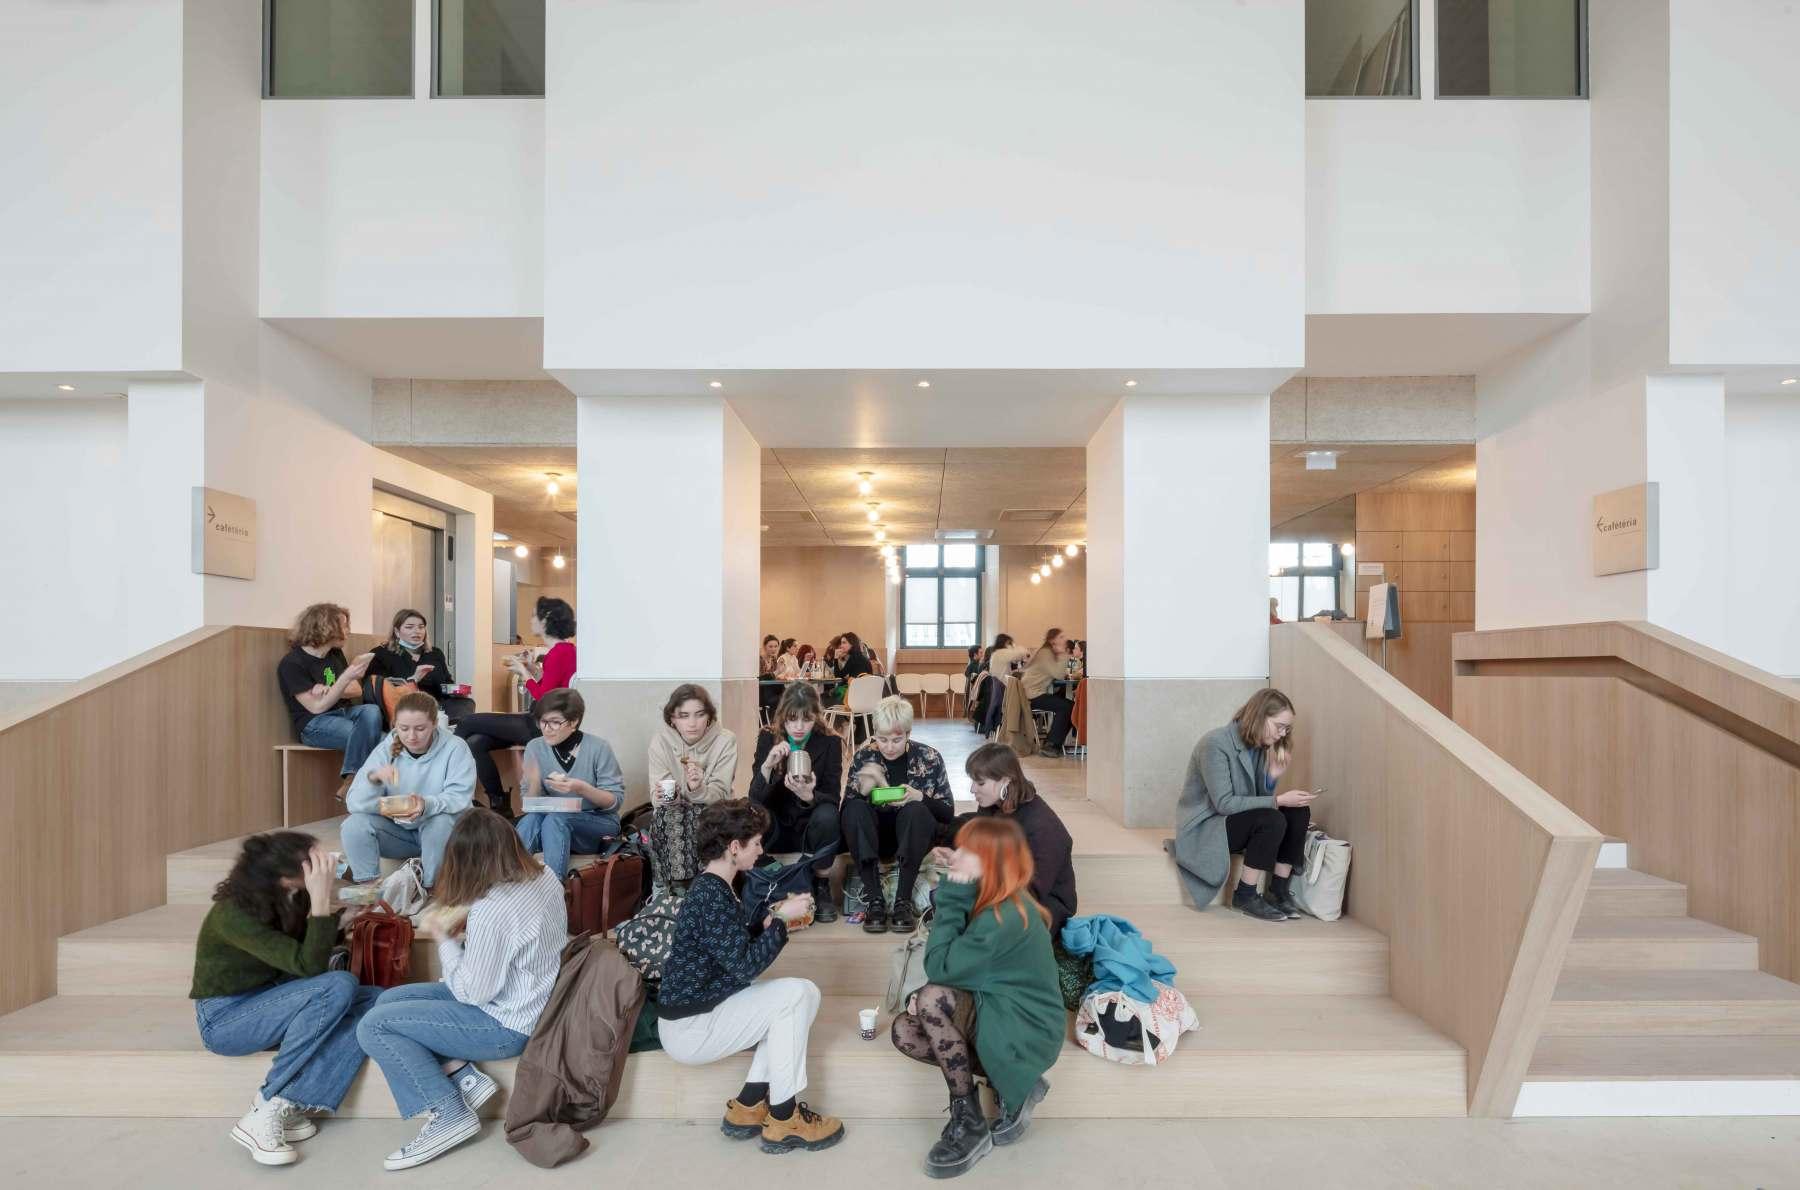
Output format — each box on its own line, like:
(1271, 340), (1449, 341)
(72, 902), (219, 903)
(379, 446), (576, 550)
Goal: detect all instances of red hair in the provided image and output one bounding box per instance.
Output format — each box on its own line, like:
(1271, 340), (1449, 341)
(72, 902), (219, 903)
(955, 816), (1050, 930)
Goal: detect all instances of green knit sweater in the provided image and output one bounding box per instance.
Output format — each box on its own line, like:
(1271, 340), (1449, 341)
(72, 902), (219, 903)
(923, 878), (1065, 1110)
(189, 900), (338, 999)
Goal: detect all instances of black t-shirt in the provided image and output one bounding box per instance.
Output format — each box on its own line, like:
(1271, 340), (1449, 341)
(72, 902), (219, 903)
(277, 646), (349, 735)
(881, 753), (909, 789)
(838, 650), (873, 680)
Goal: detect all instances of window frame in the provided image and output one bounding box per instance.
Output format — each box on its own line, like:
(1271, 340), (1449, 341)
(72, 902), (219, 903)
(900, 545), (985, 650)
(1305, 0), (1421, 100)
(262, 0), (417, 100)
(1434, 0), (1588, 100)
(430, 0), (547, 99)
(1270, 541), (1345, 621)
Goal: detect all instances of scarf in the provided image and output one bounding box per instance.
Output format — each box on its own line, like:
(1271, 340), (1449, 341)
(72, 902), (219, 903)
(648, 718), (739, 806)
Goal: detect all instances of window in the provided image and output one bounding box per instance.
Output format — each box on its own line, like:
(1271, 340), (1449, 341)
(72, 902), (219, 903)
(436, 0), (545, 96)
(265, 0), (413, 98)
(1307, 0), (1417, 96)
(1270, 541), (1344, 622)
(902, 545), (984, 648)
(1437, 0), (1585, 97)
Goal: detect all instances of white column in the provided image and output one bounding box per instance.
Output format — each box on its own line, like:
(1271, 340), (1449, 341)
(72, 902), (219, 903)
(1086, 394), (1271, 827)
(125, 380), (206, 657)
(1726, 393), (1800, 678)
(575, 396), (760, 800)
(1644, 374), (1727, 651)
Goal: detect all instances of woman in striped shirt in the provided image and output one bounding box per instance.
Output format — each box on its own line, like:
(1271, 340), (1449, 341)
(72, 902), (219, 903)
(356, 810), (566, 1171)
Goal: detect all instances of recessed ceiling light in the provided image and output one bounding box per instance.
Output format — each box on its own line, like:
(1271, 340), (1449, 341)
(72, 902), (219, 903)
(1784, 378), (1798, 386)
(709, 380), (723, 389)
(1124, 379), (1137, 388)
(545, 472), (561, 496)
(492, 532), (511, 542)
(56, 384), (74, 391)
(916, 380), (931, 389)
(514, 544), (529, 558)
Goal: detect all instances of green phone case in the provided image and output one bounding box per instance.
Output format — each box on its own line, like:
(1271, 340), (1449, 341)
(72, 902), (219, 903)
(870, 785), (906, 806)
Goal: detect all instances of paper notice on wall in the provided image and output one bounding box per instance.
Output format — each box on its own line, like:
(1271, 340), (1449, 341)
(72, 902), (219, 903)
(1357, 562), (1384, 577)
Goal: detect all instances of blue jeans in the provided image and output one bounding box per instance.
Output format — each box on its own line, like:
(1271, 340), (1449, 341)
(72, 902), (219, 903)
(357, 982), (530, 1118)
(341, 810), (462, 886)
(300, 703), (385, 776)
(195, 971), (380, 1111)
(516, 810), (620, 879)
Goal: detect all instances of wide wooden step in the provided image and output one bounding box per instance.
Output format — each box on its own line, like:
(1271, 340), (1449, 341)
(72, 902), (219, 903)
(58, 903), (1390, 998)
(1544, 970), (1800, 1036)
(0, 994), (1463, 1119)
(1515, 1035), (1800, 1116)
(1578, 869), (1687, 919)
(1562, 916), (1759, 972)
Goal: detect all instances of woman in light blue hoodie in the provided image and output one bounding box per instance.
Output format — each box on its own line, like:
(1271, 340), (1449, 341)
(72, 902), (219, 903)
(342, 692), (475, 889)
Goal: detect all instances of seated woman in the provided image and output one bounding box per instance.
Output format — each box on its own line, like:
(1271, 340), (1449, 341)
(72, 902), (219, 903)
(843, 696), (955, 935)
(947, 743), (1076, 934)
(758, 634), (783, 718)
(1169, 688), (1316, 923)
(191, 831), (379, 1166)
(342, 691), (475, 890)
(1020, 628), (1075, 758)
(276, 603), (381, 791)
(357, 811), (565, 1171)
(773, 638), (801, 681)
(746, 682), (845, 923)
(648, 683), (740, 890)
(514, 688), (625, 879)
(657, 800), (844, 1154)
(890, 816), (1063, 1179)
(365, 609), (475, 725)
(796, 643), (819, 674)
(456, 596), (578, 818)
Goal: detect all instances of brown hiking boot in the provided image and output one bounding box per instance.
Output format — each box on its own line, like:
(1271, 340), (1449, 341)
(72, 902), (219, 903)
(759, 1102), (845, 1154)
(720, 1097), (768, 1140)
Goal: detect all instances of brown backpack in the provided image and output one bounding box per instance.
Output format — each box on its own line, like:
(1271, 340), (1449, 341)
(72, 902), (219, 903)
(564, 850), (647, 936)
(349, 899), (415, 988)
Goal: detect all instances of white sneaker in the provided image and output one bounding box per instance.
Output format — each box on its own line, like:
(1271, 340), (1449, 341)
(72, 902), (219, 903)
(382, 1102), (480, 1171)
(279, 1100), (319, 1142)
(231, 1094), (298, 1166)
(452, 1063), (499, 1113)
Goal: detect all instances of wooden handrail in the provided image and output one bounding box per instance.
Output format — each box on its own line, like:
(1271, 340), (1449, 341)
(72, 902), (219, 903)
(1272, 623), (1601, 1116)
(1454, 620), (1800, 985)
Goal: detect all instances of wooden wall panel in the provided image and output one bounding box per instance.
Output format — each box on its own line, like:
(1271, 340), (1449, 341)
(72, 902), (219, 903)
(1355, 492), (1475, 633)
(1273, 624), (1599, 1116)
(1331, 621), (1468, 717)
(1454, 622), (1800, 984)
(0, 628), (303, 1016)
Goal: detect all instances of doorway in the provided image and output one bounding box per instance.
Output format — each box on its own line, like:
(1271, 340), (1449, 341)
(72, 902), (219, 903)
(372, 489), (453, 671)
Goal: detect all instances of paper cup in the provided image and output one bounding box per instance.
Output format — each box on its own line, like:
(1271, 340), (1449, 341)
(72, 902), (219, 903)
(858, 1008), (878, 1041)
(658, 778), (677, 801)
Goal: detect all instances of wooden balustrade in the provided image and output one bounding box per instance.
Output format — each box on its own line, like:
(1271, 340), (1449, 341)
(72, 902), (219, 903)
(1271, 623), (1600, 1115)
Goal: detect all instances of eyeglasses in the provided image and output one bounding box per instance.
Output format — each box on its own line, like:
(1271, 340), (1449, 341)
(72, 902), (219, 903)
(537, 717), (570, 731)
(1271, 721), (1292, 739)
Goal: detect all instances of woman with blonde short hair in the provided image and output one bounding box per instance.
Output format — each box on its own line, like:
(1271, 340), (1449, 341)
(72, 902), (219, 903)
(841, 696), (954, 935)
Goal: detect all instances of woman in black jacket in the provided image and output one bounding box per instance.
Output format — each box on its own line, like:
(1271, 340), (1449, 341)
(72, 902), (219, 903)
(942, 743), (1077, 934)
(366, 609), (475, 725)
(746, 683), (845, 922)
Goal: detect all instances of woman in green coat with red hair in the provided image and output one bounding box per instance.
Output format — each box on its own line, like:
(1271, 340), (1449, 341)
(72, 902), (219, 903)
(889, 816), (1065, 1179)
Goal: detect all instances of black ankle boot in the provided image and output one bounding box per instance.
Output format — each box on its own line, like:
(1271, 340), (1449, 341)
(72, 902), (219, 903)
(992, 1077), (1049, 1146)
(861, 896), (890, 935)
(925, 1094), (992, 1179)
(812, 878), (839, 924)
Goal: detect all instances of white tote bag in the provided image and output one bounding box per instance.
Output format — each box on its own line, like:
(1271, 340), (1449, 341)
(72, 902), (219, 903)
(1291, 827), (1350, 921)
(1073, 982), (1198, 1066)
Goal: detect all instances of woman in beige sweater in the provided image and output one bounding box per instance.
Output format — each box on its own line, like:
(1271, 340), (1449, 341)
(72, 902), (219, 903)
(648, 683), (739, 889)
(1020, 629), (1074, 758)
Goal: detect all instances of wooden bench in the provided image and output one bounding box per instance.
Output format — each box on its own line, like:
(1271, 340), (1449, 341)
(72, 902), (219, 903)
(276, 743), (527, 827)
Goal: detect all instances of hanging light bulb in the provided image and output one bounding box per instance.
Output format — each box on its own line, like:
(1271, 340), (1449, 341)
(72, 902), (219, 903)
(866, 503), (881, 523)
(1052, 553), (1064, 569)
(857, 471), (874, 496)
(1065, 543), (1080, 558)
(879, 544), (896, 558)
(890, 572), (902, 586)
(1039, 563), (1051, 578)
(551, 549), (566, 570)
(874, 527), (887, 542)
(544, 473), (561, 496)
(1030, 572), (1042, 585)
(514, 544), (529, 559)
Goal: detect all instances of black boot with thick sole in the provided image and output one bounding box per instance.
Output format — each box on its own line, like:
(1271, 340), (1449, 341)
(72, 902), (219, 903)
(924, 1094), (993, 1179)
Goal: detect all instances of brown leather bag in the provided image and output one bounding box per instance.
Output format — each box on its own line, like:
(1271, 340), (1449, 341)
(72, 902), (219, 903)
(349, 899), (415, 988)
(564, 851), (647, 936)
(379, 677), (420, 729)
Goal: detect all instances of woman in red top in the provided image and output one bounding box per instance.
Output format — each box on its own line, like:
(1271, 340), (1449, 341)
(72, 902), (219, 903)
(455, 598), (578, 819)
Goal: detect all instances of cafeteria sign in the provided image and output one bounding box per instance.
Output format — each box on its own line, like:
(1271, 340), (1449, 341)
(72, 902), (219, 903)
(193, 487), (257, 580)
(1592, 482), (1658, 577)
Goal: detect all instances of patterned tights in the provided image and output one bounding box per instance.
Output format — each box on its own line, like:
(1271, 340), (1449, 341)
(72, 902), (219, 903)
(889, 983), (974, 1098)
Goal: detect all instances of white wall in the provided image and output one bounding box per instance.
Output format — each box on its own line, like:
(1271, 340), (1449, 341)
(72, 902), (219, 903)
(124, 381), (207, 658)
(544, 0), (1304, 370)
(1725, 394), (1800, 679)
(0, 401), (129, 679)
(0, 0), (183, 372)
(1643, 374), (1727, 651)
(1667, 0), (1800, 366)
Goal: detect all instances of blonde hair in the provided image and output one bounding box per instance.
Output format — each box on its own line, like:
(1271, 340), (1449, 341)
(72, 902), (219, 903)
(870, 694), (914, 736)
(1232, 688), (1296, 749)
(387, 691), (440, 760)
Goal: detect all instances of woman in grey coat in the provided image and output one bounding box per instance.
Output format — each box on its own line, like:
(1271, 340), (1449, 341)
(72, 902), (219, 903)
(1167, 689), (1317, 923)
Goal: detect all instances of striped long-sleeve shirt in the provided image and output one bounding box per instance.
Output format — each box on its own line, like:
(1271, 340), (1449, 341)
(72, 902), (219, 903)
(437, 867), (567, 1035)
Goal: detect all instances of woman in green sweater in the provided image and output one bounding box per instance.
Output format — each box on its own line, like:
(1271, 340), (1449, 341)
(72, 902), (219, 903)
(191, 831), (378, 1167)
(889, 816), (1064, 1179)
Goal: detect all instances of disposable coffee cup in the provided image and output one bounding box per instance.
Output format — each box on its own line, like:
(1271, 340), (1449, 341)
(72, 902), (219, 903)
(658, 778), (677, 802)
(858, 1008), (878, 1041)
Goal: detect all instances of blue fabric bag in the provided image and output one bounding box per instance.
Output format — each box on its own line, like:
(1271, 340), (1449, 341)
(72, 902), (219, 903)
(1059, 913), (1178, 1003)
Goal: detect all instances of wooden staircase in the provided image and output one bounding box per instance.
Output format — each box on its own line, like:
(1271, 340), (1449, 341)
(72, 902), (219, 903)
(0, 755), (1467, 1120)
(1515, 842), (1800, 1115)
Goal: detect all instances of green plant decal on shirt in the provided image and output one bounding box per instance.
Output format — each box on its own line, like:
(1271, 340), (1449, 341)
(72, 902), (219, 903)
(324, 666), (337, 685)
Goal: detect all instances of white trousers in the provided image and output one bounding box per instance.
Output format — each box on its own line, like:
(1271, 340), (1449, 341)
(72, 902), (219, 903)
(657, 977), (822, 1105)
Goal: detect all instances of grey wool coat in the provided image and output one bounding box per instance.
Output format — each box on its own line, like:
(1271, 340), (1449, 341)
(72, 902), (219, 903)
(1168, 724), (1277, 908)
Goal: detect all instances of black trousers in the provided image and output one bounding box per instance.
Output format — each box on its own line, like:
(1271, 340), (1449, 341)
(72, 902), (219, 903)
(455, 711), (538, 812)
(840, 797), (938, 905)
(1029, 692), (1074, 750)
(436, 695), (477, 726)
(1224, 805), (1310, 873)
(758, 793), (842, 877)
